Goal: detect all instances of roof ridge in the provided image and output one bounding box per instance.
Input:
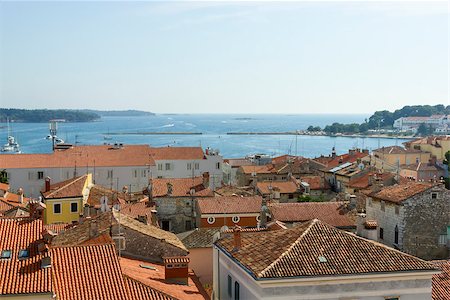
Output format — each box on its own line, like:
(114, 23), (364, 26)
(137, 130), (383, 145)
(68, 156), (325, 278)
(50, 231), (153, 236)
(46, 174), (87, 198)
(258, 219), (318, 278)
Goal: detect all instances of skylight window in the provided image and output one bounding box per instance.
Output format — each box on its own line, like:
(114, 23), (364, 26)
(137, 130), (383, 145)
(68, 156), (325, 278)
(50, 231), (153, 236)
(318, 256), (327, 263)
(1, 250), (12, 260)
(18, 249), (29, 259)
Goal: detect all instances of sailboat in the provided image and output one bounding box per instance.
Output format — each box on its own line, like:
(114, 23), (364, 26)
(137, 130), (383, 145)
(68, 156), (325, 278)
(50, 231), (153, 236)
(1, 118), (21, 154)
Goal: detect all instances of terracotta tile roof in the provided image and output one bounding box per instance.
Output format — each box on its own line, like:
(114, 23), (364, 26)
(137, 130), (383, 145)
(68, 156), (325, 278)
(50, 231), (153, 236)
(0, 192), (29, 207)
(114, 211), (188, 252)
(214, 186), (254, 197)
(42, 175), (89, 199)
(120, 257), (209, 300)
(0, 182), (9, 191)
(271, 155), (303, 165)
(347, 172), (395, 189)
(364, 220), (378, 229)
(124, 275), (176, 300)
(177, 228), (220, 249)
(432, 260), (450, 300)
(224, 158), (254, 167)
(401, 162), (445, 172)
(215, 219), (438, 279)
(0, 199), (14, 215)
(268, 202), (355, 228)
(326, 151), (369, 169)
(0, 218), (52, 295)
(240, 165), (274, 174)
(0, 144), (156, 169)
(1, 206), (30, 218)
(86, 185), (129, 208)
(163, 256), (190, 264)
(79, 233), (113, 245)
(149, 147), (205, 160)
(152, 177), (213, 197)
(370, 182), (434, 203)
(300, 176), (329, 190)
(373, 145), (423, 154)
(44, 223), (71, 234)
(197, 196), (262, 215)
(51, 244), (129, 300)
(257, 181), (298, 195)
(121, 201), (154, 222)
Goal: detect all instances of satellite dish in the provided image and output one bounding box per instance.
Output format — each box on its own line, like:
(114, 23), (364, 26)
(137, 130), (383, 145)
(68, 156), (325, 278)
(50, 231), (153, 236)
(100, 196), (109, 212)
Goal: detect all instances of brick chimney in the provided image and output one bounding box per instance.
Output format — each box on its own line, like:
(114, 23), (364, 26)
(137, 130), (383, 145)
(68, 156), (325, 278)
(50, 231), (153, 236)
(233, 225), (242, 252)
(202, 172), (210, 188)
(45, 177), (51, 192)
(163, 256), (190, 285)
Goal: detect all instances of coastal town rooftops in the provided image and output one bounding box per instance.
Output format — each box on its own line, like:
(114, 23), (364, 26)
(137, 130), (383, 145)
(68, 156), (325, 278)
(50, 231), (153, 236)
(256, 180), (298, 195)
(120, 257), (209, 300)
(347, 172), (395, 189)
(268, 202), (355, 228)
(197, 196), (262, 215)
(0, 144), (157, 169)
(215, 219), (438, 280)
(401, 162), (445, 172)
(224, 158), (254, 167)
(373, 145), (424, 154)
(124, 275), (176, 300)
(300, 176), (329, 190)
(42, 174), (90, 199)
(0, 218), (52, 296)
(177, 227), (220, 249)
(369, 182), (434, 204)
(151, 177), (213, 197)
(149, 146), (205, 160)
(240, 164), (274, 174)
(51, 244), (129, 300)
(432, 260), (450, 300)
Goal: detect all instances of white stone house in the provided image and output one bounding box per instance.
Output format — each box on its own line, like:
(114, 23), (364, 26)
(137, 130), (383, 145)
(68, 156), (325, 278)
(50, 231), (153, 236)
(213, 219), (439, 300)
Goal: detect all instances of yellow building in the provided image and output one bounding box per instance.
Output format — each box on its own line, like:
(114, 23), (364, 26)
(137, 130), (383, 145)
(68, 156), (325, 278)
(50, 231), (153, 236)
(372, 146), (431, 171)
(41, 174), (92, 224)
(405, 136), (450, 160)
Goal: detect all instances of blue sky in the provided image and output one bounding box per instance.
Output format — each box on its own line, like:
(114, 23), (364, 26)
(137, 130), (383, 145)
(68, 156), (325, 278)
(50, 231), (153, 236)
(0, 1), (448, 114)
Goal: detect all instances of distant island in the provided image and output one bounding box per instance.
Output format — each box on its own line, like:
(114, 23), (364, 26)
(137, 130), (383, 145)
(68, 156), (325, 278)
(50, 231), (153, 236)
(0, 109), (154, 122)
(307, 104), (450, 136)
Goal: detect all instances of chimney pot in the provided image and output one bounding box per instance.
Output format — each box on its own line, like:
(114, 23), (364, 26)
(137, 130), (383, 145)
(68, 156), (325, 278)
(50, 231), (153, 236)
(233, 225), (242, 251)
(45, 177), (51, 192)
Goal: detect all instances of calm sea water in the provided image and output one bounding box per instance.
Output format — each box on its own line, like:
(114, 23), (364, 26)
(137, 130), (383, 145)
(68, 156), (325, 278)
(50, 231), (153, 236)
(1, 114), (410, 158)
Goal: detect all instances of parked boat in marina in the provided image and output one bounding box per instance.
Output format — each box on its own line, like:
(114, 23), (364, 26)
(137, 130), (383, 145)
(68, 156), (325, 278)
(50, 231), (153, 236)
(1, 118), (21, 154)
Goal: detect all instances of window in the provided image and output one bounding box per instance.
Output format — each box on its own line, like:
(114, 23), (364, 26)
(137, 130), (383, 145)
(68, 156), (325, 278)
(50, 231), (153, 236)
(141, 169), (147, 177)
(107, 170), (113, 179)
(165, 163), (171, 171)
(37, 171), (44, 180)
(431, 193), (438, 199)
(227, 275), (232, 297)
(394, 226), (399, 244)
(133, 169), (138, 178)
(380, 201), (385, 212)
(18, 249), (29, 259)
(70, 202), (78, 213)
(288, 194), (294, 199)
(207, 217), (215, 224)
(216, 162), (221, 169)
(438, 234), (447, 245)
(232, 216), (240, 223)
(187, 163), (192, 170)
(185, 220), (192, 231)
(53, 203), (62, 214)
(158, 164), (163, 171)
(161, 220), (170, 231)
(379, 227), (384, 240)
(395, 206), (399, 215)
(28, 172), (34, 180)
(194, 163), (199, 170)
(234, 281), (240, 300)
(1, 250), (11, 259)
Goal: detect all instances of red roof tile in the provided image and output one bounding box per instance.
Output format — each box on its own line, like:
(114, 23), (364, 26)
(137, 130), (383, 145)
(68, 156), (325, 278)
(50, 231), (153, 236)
(42, 175), (89, 199)
(300, 176), (328, 190)
(0, 218), (52, 295)
(0, 182), (9, 191)
(152, 177), (213, 197)
(269, 202), (355, 228)
(370, 182), (433, 203)
(432, 260), (450, 300)
(216, 219), (437, 279)
(124, 275), (176, 300)
(256, 181), (298, 194)
(197, 196), (262, 215)
(51, 244), (129, 300)
(150, 147), (205, 160)
(120, 257), (209, 300)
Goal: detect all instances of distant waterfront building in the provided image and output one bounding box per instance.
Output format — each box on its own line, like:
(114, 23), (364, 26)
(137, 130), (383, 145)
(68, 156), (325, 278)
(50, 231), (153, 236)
(1, 144), (223, 197)
(393, 115), (450, 132)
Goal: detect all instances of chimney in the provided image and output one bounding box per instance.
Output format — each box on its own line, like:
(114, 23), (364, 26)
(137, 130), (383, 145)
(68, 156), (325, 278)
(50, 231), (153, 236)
(45, 177), (51, 192)
(163, 257), (190, 285)
(17, 187), (24, 204)
(166, 182), (173, 196)
(89, 219), (98, 238)
(202, 172), (210, 188)
(233, 226), (242, 252)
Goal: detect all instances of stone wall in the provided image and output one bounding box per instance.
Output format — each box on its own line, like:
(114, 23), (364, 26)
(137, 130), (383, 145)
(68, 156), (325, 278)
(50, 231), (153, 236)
(155, 196), (196, 233)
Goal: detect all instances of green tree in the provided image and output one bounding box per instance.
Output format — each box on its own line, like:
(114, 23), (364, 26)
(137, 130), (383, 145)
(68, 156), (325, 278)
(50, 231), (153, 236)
(0, 170), (8, 184)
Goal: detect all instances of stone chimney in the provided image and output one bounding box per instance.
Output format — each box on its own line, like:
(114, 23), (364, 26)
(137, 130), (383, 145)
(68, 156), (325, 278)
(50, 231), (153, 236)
(45, 177), (51, 192)
(17, 187), (24, 204)
(233, 226), (242, 252)
(202, 172), (210, 188)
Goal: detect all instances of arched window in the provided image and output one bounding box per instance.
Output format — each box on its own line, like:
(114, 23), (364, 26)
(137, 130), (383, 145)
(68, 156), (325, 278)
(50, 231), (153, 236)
(232, 216), (240, 223)
(234, 281), (240, 300)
